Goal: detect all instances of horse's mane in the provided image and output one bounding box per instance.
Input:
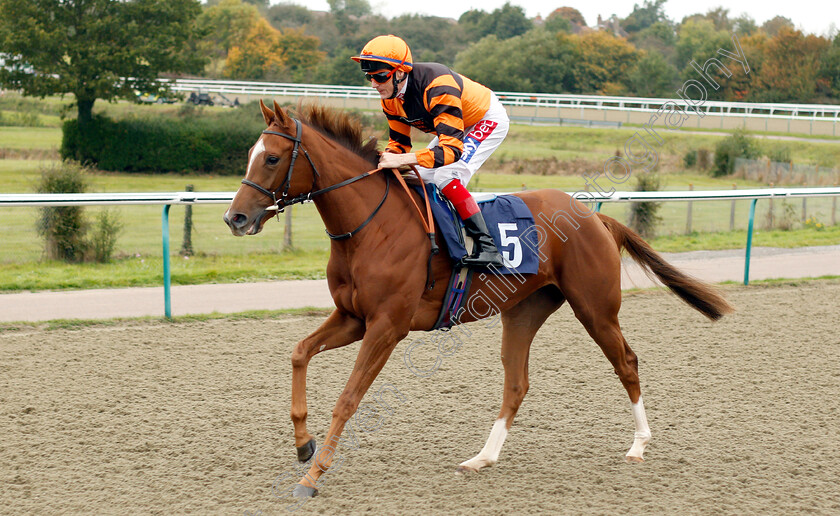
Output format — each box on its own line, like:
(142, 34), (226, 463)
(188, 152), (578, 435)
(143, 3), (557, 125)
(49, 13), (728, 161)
(296, 104), (380, 166)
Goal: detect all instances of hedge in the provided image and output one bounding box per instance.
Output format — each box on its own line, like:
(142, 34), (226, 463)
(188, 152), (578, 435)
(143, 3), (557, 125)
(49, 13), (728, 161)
(61, 112), (263, 175)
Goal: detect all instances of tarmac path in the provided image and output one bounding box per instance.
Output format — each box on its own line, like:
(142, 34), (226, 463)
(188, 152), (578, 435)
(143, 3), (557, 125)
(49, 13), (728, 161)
(1, 245), (838, 323)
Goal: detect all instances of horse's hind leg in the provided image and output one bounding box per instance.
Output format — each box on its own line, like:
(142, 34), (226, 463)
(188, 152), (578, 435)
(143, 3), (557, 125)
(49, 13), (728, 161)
(457, 286), (564, 473)
(562, 276), (651, 462)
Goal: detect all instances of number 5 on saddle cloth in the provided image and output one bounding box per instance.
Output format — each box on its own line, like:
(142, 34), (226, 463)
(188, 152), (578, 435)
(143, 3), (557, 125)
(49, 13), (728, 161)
(413, 183), (541, 330)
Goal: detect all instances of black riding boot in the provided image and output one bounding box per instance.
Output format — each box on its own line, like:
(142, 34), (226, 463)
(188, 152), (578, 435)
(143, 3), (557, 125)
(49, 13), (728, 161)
(461, 212), (505, 268)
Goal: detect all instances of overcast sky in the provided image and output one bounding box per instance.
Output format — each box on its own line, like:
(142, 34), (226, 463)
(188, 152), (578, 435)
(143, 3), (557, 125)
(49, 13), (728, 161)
(282, 1), (838, 37)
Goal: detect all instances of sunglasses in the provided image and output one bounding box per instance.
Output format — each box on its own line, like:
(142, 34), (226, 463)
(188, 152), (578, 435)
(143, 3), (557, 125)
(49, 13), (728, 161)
(364, 69), (395, 84)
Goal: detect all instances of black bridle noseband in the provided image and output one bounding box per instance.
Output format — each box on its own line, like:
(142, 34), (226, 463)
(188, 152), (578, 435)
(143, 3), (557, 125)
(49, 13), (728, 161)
(240, 118), (389, 241)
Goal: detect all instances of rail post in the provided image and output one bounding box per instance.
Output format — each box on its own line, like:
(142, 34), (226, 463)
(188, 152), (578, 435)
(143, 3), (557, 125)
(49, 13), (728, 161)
(162, 204), (172, 319)
(730, 184), (737, 231)
(744, 198), (758, 286)
(686, 184), (693, 234)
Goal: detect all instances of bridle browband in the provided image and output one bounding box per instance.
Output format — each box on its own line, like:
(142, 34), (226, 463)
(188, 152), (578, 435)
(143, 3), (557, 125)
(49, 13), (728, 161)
(240, 118), (390, 241)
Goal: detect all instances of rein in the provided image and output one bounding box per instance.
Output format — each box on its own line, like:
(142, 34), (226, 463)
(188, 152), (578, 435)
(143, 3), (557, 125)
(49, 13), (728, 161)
(241, 119), (439, 281)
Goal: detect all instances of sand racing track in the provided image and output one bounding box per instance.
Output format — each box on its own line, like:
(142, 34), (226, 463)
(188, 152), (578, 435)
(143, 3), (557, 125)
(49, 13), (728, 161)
(2, 281), (839, 514)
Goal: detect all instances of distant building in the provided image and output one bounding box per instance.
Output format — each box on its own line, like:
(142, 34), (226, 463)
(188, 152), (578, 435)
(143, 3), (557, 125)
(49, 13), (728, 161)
(596, 15), (628, 38)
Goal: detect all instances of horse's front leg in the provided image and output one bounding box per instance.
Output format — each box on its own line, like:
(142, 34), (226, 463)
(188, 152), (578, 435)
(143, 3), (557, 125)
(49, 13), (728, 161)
(293, 312), (407, 498)
(291, 309), (365, 461)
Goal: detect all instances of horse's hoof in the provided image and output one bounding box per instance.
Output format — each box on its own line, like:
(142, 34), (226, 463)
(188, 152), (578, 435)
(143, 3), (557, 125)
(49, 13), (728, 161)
(297, 438), (316, 463)
(455, 465), (478, 474)
(292, 484), (319, 499)
(625, 455), (645, 463)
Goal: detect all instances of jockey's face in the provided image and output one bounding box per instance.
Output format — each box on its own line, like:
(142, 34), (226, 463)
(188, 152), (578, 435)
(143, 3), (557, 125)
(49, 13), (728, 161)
(369, 70), (404, 99)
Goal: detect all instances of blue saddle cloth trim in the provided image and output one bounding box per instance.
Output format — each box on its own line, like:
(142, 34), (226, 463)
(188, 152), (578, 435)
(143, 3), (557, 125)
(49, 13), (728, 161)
(417, 184), (539, 275)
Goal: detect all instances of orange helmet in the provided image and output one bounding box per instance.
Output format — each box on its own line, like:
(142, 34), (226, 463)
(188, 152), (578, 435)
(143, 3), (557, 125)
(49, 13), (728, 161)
(351, 35), (413, 73)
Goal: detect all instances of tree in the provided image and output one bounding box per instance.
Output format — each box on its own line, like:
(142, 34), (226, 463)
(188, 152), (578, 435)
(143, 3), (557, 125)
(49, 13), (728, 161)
(0, 0), (204, 125)
(544, 13), (572, 34)
(327, 0), (370, 17)
(752, 28), (829, 103)
(549, 7), (587, 27)
(196, 0), (262, 75)
(487, 2), (533, 40)
(732, 14), (757, 36)
(725, 31), (767, 101)
(224, 18), (286, 80)
(458, 3), (532, 42)
(390, 15), (466, 65)
(328, 0), (371, 36)
(266, 2), (314, 30)
(572, 31), (640, 94)
(276, 27), (325, 82)
(675, 18), (731, 98)
(630, 21), (677, 65)
(454, 30), (579, 94)
(624, 51), (678, 97)
(224, 18), (323, 82)
(817, 34), (840, 100)
(620, 0), (669, 34)
(206, 0), (267, 8)
(761, 16), (794, 37)
(314, 45), (367, 86)
(458, 9), (490, 41)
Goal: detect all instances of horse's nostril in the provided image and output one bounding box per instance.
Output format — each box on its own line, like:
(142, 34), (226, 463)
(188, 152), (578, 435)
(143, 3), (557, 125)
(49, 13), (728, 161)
(225, 212), (249, 229)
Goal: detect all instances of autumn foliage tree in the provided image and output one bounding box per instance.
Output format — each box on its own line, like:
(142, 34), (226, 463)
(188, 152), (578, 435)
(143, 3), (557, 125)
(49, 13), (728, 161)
(224, 18), (286, 80)
(752, 28), (830, 103)
(549, 7), (587, 27)
(572, 31), (640, 94)
(198, 0), (323, 82)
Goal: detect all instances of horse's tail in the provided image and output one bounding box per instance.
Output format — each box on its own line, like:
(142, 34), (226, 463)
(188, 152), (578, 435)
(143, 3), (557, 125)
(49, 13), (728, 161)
(597, 213), (734, 321)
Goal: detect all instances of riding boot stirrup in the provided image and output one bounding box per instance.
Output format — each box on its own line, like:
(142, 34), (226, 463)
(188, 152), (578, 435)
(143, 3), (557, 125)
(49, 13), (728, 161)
(460, 212), (505, 268)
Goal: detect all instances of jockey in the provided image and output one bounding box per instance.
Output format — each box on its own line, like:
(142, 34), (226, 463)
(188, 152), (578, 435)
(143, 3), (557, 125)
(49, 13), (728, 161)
(351, 34), (509, 268)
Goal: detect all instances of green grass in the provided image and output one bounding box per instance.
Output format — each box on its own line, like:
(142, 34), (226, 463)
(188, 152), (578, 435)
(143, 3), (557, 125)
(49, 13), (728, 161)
(0, 126), (62, 150)
(631, 123), (840, 142)
(650, 225), (840, 252)
(0, 109), (62, 127)
(0, 249), (330, 292)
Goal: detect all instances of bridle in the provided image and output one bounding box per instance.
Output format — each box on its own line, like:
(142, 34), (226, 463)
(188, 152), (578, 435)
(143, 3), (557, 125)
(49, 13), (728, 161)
(240, 119), (318, 213)
(240, 118), (390, 240)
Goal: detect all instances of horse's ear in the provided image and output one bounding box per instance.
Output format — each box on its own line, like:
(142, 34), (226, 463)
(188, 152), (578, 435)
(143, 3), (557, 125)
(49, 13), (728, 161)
(273, 100), (289, 126)
(259, 99), (274, 127)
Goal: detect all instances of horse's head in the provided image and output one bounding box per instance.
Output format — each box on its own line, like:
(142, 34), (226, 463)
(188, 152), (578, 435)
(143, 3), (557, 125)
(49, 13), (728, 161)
(224, 100), (315, 236)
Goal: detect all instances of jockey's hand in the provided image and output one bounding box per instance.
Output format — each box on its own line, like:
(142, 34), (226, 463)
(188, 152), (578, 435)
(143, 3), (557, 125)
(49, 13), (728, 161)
(378, 151), (418, 170)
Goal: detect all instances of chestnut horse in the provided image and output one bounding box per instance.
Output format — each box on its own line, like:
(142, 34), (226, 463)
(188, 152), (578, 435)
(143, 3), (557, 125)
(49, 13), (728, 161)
(223, 101), (733, 499)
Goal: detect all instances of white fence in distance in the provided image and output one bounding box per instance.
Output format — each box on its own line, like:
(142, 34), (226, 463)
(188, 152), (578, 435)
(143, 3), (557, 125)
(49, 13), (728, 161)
(170, 79), (840, 136)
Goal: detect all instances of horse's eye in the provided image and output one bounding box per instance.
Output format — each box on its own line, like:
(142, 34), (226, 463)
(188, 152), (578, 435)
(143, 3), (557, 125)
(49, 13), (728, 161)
(266, 155), (280, 166)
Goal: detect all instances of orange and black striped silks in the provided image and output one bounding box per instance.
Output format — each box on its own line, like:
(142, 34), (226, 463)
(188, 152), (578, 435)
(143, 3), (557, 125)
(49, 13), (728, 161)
(381, 62), (492, 169)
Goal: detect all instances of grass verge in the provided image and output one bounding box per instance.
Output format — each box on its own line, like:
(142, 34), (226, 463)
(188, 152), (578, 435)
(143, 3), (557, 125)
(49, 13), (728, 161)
(0, 249), (330, 292)
(649, 225), (840, 252)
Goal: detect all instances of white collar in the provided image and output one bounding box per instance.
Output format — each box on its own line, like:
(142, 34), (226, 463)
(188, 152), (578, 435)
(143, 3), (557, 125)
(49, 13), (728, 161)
(395, 78), (408, 101)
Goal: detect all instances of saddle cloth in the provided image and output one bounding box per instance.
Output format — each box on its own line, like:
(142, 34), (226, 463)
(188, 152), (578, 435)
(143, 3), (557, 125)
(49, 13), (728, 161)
(417, 183), (540, 275)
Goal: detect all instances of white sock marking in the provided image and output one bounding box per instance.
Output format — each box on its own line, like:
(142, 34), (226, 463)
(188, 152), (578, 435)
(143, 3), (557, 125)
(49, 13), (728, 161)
(459, 418), (508, 471)
(627, 397), (651, 460)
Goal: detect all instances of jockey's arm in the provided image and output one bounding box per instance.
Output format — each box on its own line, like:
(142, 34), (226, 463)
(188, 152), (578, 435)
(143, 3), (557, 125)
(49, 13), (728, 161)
(378, 150), (418, 169)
